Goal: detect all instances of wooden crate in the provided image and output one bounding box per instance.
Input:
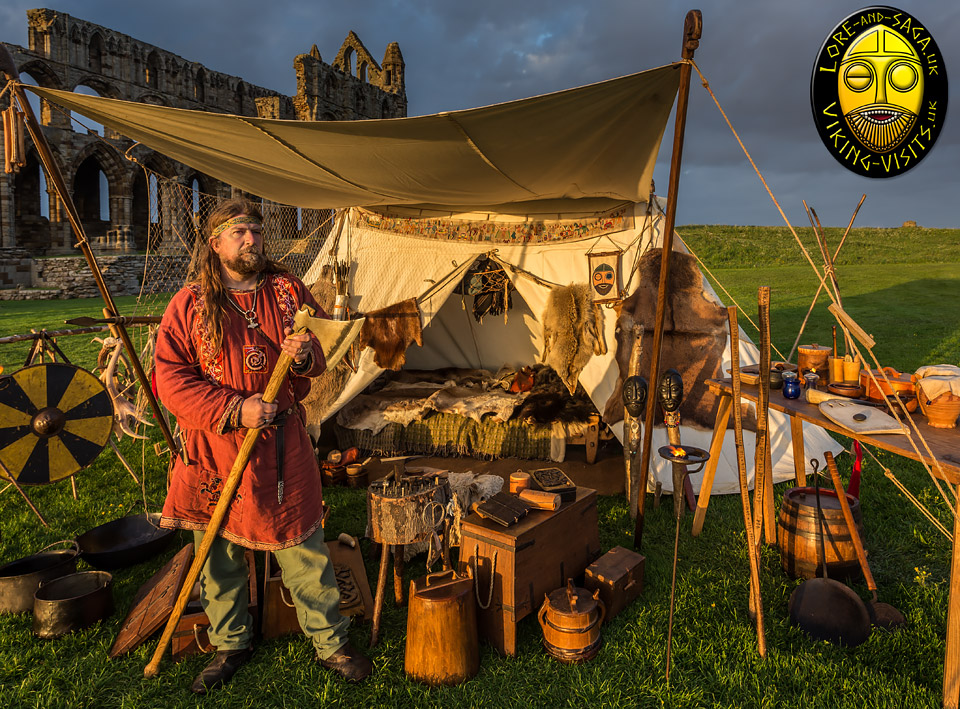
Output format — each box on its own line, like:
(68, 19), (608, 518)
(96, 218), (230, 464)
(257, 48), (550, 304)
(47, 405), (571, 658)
(458, 487), (600, 656)
(583, 545), (645, 622)
(171, 549), (257, 660)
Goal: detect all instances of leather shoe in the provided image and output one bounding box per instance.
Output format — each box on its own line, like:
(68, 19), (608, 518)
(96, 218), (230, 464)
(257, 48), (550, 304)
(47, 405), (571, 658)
(190, 647), (253, 694)
(318, 642), (372, 682)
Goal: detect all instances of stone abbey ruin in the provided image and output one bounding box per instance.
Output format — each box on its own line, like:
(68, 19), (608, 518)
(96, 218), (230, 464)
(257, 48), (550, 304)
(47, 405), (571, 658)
(0, 8), (406, 293)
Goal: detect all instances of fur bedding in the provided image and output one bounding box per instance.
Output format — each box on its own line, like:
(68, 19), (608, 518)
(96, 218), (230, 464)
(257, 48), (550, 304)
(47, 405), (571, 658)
(335, 365), (599, 459)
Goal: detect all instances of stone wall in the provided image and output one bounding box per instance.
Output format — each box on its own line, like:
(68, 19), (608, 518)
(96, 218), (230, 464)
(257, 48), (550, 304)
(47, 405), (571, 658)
(0, 247), (33, 289)
(0, 253), (189, 300)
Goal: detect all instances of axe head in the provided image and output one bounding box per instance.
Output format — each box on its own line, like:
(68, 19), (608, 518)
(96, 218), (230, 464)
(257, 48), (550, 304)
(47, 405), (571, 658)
(293, 306), (364, 371)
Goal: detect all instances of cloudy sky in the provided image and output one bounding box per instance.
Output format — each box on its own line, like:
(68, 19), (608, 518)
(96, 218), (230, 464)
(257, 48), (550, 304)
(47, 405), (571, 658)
(2, 0), (956, 227)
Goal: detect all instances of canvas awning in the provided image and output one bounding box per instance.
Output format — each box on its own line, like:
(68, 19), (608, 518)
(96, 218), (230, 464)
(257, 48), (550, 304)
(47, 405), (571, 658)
(27, 64), (681, 213)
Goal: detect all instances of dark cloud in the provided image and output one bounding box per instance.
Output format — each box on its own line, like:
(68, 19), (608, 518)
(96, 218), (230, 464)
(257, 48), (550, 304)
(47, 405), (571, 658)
(2, 0), (956, 226)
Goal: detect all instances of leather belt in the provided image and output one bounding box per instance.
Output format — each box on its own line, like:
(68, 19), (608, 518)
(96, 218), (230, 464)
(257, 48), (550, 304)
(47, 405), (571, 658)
(266, 408), (293, 505)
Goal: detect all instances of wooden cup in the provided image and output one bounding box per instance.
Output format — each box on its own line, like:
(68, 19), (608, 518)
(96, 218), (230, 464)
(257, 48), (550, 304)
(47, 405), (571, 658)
(509, 472), (531, 494)
(843, 357), (862, 384)
(829, 357), (844, 385)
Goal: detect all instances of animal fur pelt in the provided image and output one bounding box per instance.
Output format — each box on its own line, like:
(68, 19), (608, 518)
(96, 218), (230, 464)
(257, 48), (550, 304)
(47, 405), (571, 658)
(302, 272), (354, 434)
(359, 298), (423, 371)
(541, 284), (602, 395)
(602, 248), (756, 431)
(516, 365), (597, 425)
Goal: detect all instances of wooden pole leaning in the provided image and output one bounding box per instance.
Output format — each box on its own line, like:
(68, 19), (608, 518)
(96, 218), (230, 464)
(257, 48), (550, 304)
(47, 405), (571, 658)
(753, 287), (775, 545)
(633, 8), (702, 549)
(143, 345), (296, 678)
(0, 60), (182, 464)
(726, 306), (766, 657)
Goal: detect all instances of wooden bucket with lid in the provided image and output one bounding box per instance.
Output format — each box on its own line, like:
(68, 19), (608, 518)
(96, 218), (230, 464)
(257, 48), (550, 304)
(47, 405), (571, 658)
(538, 579), (605, 663)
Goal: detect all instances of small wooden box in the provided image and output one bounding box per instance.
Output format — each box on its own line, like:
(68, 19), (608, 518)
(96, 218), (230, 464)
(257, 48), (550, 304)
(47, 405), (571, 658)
(459, 487), (601, 656)
(171, 549), (258, 660)
(583, 546), (645, 621)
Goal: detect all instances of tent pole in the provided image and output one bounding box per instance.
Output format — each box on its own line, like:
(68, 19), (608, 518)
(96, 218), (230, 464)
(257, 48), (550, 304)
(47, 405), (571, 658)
(1, 49), (182, 464)
(633, 10), (702, 549)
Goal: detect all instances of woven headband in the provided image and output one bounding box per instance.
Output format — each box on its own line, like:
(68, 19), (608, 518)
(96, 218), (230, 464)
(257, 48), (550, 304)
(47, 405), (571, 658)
(211, 215), (263, 238)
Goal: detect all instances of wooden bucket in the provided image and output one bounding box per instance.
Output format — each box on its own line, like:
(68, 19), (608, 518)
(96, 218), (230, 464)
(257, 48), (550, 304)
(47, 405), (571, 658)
(538, 580), (605, 663)
(404, 570), (479, 686)
(777, 487), (863, 580)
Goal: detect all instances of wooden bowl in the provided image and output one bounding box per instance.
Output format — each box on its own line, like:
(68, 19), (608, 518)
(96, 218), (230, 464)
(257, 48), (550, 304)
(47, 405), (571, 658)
(827, 383), (865, 399)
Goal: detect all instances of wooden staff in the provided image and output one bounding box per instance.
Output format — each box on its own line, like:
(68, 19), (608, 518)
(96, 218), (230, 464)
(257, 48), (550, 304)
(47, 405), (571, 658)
(144, 337), (298, 677)
(753, 287), (774, 545)
(623, 325), (644, 504)
(634, 9), (702, 549)
(726, 306), (766, 657)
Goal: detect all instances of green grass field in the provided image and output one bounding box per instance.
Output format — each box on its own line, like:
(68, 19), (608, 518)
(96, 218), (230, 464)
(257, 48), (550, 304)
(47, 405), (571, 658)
(0, 226), (958, 708)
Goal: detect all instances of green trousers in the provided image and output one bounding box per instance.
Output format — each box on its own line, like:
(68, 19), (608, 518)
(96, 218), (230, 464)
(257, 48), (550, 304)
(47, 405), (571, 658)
(193, 525), (350, 660)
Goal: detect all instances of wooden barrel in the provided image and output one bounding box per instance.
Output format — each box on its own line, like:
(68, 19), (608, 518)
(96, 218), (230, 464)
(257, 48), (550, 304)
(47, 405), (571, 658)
(404, 570), (479, 686)
(777, 487), (863, 580)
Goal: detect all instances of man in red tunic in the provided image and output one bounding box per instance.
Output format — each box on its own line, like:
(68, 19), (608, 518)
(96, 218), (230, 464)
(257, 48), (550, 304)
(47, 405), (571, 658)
(155, 198), (371, 694)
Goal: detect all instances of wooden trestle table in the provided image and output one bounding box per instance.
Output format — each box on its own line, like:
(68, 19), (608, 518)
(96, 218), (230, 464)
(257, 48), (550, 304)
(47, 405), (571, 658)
(696, 378), (960, 708)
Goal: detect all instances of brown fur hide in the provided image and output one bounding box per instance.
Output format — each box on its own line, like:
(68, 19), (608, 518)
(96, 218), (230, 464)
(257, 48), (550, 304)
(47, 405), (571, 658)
(541, 284), (601, 395)
(302, 273), (354, 429)
(602, 249), (755, 431)
(359, 298), (423, 371)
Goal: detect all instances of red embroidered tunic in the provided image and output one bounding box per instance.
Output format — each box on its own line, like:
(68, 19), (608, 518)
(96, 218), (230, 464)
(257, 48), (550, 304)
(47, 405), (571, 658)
(155, 273), (327, 550)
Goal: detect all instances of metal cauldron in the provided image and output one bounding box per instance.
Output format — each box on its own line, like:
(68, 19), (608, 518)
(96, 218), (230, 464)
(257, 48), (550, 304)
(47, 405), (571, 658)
(0, 541), (78, 614)
(33, 570), (114, 639)
(76, 513), (175, 570)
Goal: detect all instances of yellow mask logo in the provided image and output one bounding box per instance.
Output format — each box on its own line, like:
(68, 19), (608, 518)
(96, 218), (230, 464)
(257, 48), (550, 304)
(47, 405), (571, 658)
(811, 7), (947, 178)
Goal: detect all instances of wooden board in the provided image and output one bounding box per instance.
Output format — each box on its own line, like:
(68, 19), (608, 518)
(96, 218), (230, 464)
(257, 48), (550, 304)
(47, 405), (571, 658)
(459, 487), (601, 656)
(818, 399), (907, 435)
(109, 543), (193, 659)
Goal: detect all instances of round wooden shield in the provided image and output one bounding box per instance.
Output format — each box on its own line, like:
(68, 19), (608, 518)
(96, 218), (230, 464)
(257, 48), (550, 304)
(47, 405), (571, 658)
(0, 363), (113, 485)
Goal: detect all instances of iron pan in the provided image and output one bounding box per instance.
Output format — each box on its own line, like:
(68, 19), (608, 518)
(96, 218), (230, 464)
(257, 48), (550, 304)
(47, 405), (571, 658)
(0, 543), (78, 614)
(76, 513), (174, 570)
(33, 570), (113, 639)
(788, 577), (872, 647)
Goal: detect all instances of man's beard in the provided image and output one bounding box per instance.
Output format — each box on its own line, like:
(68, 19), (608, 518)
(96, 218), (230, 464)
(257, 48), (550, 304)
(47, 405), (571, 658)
(222, 249), (266, 276)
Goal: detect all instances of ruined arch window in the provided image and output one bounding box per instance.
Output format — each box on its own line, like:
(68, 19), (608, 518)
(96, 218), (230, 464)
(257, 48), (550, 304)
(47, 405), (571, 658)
(71, 85), (105, 136)
(384, 69), (392, 87)
(195, 68), (206, 103)
(73, 154), (111, 224)
(357, 62), (367, 83)
(146, 51), (161, 90)
(88, 33), (104, 73)
(19, 72), (45, 126)
(148, 174), (160, 224)
(342, 47), (355, 76)
(14, 154), (48, 221)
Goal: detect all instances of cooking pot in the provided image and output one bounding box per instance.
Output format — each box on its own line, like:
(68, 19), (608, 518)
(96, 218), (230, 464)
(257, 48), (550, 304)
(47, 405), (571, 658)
(0, 541), (78, 614)
(76, 513), (175, 570)
(33, 570), (113, 639)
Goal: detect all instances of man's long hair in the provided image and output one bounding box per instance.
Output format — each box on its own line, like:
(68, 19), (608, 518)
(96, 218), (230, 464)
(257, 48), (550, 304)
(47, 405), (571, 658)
(193, 197), (287, 354)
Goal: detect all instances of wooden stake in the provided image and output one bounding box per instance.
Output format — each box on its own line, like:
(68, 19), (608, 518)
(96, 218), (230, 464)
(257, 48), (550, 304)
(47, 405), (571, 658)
(634, 9), (702, 550)
(726, 306), (766, 657)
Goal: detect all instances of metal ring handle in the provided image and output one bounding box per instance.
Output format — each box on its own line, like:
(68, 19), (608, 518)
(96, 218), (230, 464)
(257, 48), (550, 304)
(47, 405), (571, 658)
(39, 539), (79, 554)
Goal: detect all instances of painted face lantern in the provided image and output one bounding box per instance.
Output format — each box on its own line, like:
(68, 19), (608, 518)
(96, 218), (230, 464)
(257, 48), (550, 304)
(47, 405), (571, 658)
(622, 375), (648, 418)
(592, 263), (616, 296)
(838, 24), (923, 153)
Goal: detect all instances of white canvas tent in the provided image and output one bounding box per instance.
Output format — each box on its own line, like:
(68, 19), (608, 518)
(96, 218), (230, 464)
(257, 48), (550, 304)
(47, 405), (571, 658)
(27, 63), (841, 494)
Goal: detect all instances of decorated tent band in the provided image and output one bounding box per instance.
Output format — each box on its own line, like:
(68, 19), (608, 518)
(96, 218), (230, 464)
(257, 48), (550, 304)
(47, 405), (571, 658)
(211, 215), (263, 238)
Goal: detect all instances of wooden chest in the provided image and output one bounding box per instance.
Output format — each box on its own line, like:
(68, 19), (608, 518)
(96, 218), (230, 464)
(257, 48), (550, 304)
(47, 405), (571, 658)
(583, 545), (645, 621)
(458, 487), (600, 656)
(261, 538), (374, 640)
(171, 549), (257, 660)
